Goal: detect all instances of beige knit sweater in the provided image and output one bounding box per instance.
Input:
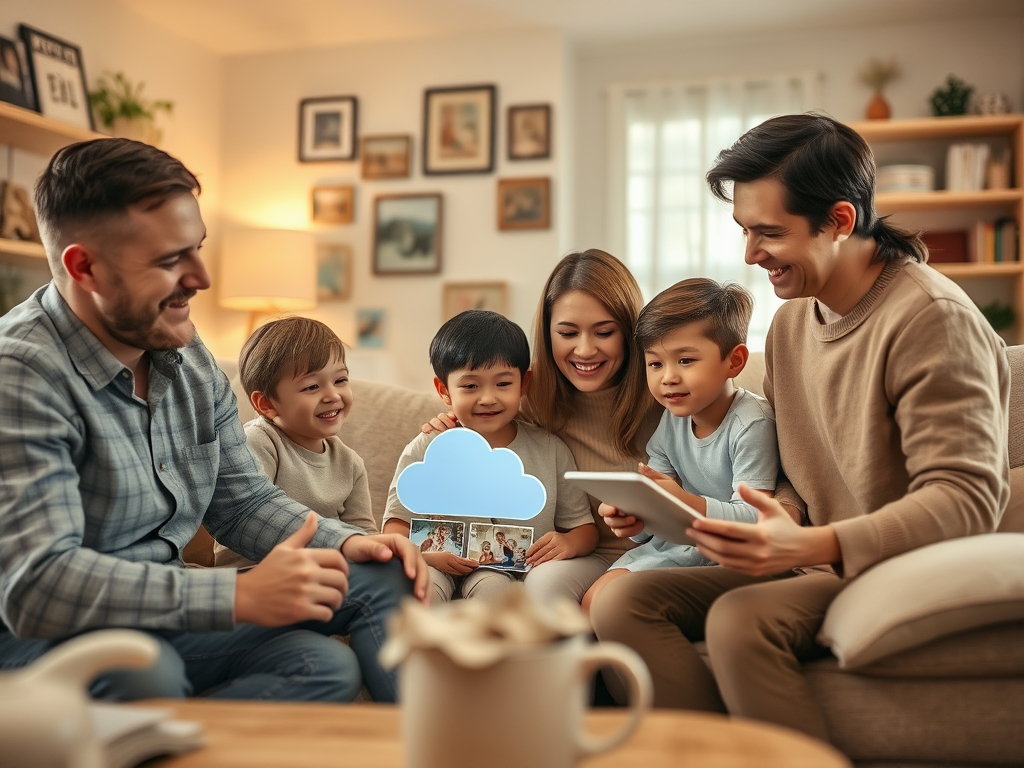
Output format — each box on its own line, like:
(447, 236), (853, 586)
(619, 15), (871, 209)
(766, 259), (1009, 578)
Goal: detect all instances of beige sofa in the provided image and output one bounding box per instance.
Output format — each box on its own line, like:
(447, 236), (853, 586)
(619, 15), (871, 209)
(188, 351), (1024, 767)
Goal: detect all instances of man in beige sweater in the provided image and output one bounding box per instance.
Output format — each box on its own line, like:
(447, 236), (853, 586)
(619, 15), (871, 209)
(590, 113), (1009, 741)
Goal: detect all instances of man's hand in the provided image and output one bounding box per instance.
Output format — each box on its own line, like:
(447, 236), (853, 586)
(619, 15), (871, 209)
(234, 512), (349, 626)
(687, 483), (840, 576)
(597, 502), (645, 538)
(342, 533), (430, 602)
(423, 551), (478, 575)
(421, 411), (459, 434)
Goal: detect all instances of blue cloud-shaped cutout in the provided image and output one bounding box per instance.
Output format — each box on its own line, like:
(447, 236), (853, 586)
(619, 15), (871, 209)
(396, 428), (546, 520)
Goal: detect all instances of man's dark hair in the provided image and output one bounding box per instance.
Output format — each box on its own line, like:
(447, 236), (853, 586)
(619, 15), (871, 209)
(706, 113), (926, 263)
(429, 310), (530, 384)
(34, 138), (200, 275)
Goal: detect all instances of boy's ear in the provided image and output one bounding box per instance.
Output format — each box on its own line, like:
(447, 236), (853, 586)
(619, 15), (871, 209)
(433, 376), (451, 404)
(520, 369), (533, 394)
(250, 391), (278, 419)
(726, 344), (749, 378)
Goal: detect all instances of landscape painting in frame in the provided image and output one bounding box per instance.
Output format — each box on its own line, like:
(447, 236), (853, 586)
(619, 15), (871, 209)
(373, 193), (442, 275)
(442, 281), (508, 322)
(423, 84), (495, 175)
(362, 134), (412, 179)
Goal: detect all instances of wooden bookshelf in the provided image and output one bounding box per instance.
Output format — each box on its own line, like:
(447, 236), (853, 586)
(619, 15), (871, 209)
(849, 114), (1024, 342)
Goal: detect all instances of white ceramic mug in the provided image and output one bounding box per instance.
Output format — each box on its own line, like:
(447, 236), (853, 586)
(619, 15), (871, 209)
(400, 635), (652, 768)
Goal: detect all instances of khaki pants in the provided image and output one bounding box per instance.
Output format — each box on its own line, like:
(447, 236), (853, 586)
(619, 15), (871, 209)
(589, 566), (843, 741)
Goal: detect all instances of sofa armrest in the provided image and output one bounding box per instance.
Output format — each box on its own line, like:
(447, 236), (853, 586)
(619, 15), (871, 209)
(818, 532), (1024, 669)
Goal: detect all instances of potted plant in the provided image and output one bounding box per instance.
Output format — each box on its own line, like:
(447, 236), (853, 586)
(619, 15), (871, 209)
(88, 71), (173, 145)
(858, 57), (901, 120)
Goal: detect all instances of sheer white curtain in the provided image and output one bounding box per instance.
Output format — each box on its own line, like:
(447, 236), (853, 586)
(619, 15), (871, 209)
(606, 73), (821, 350)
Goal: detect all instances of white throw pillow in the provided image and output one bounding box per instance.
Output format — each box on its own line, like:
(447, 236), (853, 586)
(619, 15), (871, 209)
(818, 533), (1024, 669)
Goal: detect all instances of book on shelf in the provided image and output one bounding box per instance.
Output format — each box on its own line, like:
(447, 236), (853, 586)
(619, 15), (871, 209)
(968, 218), (1019, 263)
(945, 143), (991, 192)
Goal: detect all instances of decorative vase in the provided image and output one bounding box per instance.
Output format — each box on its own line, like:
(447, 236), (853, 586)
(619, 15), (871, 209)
(866, 91), (891, 120)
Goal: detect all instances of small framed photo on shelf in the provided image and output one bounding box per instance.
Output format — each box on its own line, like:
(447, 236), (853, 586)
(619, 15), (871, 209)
(507, 104), (551, 160)
(18, 25), (90, 128)
(373, 193), (443, 275)
(497, 177), (550, 231)
(356, 308), (387, 348)
(0, 36), (34, 110)
(316, 243), (353, 301)
(442, 281), (508, 321)
(298, 95), (358, 162)
(311, 185), (355, 224)
(361, 134), (412, 179)
(423, 84), (495, 175)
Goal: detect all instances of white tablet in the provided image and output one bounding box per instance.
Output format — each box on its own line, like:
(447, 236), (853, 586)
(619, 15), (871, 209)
(563, 471), (702, 546)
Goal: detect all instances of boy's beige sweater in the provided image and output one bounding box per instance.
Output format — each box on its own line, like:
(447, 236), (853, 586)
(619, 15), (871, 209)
(766, 259), (1009, 579)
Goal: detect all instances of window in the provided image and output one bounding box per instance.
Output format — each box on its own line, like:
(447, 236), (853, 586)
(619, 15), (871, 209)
(606, 73), (821, 350)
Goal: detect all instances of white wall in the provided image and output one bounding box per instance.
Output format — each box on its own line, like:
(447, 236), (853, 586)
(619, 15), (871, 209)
(0, 0), (224, 330)
(571, 11), (1024, 248)
(215, 28), (566, 390)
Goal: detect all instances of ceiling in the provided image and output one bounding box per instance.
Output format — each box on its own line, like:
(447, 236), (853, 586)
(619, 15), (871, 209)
(117, 0), (1022, 56)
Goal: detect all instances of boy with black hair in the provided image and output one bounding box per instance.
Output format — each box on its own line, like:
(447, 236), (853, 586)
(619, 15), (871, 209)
(383, 310), (598, 603)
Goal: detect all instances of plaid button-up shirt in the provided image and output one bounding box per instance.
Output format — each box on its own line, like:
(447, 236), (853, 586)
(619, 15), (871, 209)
(0, 284), (362, 639)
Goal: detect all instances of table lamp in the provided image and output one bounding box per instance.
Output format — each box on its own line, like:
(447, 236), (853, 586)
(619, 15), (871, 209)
(218, 228), (317, 335)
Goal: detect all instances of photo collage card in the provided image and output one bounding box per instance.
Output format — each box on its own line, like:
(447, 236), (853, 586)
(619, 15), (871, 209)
(410, 519), (533, 573)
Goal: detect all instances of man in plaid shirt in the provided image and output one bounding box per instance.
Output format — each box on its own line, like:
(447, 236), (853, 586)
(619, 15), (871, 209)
(0, 138), (427, 702)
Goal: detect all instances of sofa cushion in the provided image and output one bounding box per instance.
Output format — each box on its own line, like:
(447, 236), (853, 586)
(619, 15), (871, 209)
(818, 533), (1024, 669)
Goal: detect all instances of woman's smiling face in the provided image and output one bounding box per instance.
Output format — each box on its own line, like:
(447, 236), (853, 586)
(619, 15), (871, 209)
(549, 290), (625, 392)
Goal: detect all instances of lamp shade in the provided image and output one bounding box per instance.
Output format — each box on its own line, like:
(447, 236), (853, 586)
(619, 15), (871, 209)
(218, 228), (317, 312)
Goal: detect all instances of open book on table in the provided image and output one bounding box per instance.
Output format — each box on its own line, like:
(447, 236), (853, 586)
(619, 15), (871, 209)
(90, 702), (204, 768)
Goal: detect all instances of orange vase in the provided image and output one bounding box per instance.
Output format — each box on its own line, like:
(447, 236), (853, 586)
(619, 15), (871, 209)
(866, 91), (891, 120)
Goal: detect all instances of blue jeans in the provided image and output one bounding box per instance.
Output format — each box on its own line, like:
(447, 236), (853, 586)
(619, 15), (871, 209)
(0, 560), (410, 703)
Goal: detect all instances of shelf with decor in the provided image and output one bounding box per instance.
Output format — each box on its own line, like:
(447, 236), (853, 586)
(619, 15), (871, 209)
(849, 114), (1024, 342)
(0, 101), (104, 271)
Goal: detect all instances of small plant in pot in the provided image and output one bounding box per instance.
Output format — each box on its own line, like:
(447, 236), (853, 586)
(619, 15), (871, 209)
(89, 71), (174, 146)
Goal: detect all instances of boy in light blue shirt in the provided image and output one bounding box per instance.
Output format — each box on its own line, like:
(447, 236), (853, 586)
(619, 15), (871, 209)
(582, 278), (779, 611)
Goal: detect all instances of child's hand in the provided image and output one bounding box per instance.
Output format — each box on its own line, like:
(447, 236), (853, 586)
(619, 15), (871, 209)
(526, 532), (575, 566)
(597, 502), (645, 538)
(421, 411), (459, 434)
(423, 551), (478, 575)
(638, 463), (686, 499)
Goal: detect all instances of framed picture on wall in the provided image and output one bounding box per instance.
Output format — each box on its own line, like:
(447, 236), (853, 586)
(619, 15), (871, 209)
(299, 95), (358, 162)
(497, 177), (550, 231)
(316, 243), (353, 301)
(507, 104), (551, 160)
(0, 35), (35, 110)
(373, 193), (443, 275)
(361, 134), (412, 179)
(356, 308), (387, 348)
(423, 84), (495, 175)
(442, 281), (509, 321)
(311, 185), (355, 224)
(18, 24), (90, 128)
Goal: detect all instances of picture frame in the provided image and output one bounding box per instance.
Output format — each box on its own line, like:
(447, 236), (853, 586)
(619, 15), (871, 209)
(442, 281), (509, 321)
(423, 84), (495, 175)
(0, 35), (34, 110)
(298, 96), (358, 162)
(507, 104), (551, 160)
(356, 308), (387, 348)
(316, 243), (353, 301)
(497, 177), (551, 231)
(18, 24), (90, 128)
(361, 134), (412, 179)
(311, 185), (355, 224)
(373, 193), (443, 275)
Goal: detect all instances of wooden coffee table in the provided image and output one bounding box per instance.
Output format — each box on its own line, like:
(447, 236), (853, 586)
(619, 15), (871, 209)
(144, 700), (852, 767)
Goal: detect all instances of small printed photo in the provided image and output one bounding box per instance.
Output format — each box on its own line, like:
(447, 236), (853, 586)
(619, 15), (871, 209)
(316, 243), (352, 301)
(356, 307), (386, 348)
(410, 518), (466, 556)
(312, 185), (354, 224)
(497, 177), (550, 231)
(507, 104), (551, 160)
(468, 523), (533, 571)
(0, 35), (33, 110)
